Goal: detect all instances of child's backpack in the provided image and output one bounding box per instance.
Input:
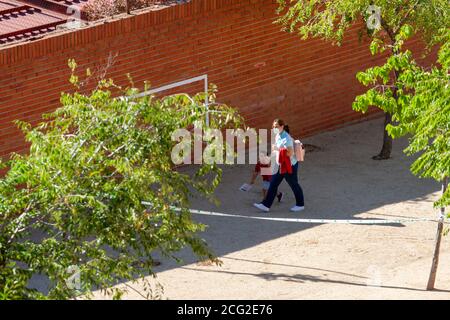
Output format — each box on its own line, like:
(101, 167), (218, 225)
(294, 140), (305, 162)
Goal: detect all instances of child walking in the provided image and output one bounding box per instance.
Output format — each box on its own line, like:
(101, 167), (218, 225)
(249, 153), (283, 202)
(254, 119), (305, 213)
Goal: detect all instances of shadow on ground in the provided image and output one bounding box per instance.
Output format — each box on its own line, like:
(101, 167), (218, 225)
(151, 117), (441, 273)
(29, 117), (442, 294)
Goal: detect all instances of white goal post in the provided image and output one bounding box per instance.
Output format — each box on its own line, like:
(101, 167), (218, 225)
(134, 74), (210, 126)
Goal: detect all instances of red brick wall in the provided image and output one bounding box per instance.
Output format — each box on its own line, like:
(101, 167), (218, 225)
(0, 0), (434, 159)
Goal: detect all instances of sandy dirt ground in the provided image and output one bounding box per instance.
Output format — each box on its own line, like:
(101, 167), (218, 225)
(95, 117), (450, 299)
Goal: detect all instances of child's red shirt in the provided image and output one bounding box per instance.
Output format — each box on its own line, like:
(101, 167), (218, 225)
(254, 161), (271, 181)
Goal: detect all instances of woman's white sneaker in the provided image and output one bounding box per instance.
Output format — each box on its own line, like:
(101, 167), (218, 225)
(290, 206), (305, 212)
(253, 203), (270, 212)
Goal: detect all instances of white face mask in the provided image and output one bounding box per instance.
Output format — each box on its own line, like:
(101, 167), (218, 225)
(272, 128), (280, 135)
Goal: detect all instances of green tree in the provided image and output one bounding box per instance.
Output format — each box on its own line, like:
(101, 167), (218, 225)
(353, 28), (449, 289)
(0, 61), (242, 299)
(275, 0), (448, 159)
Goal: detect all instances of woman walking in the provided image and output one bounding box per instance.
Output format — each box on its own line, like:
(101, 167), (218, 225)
(253, 119), (305, 212)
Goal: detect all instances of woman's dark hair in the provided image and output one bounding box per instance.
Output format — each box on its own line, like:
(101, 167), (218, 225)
(274, 118), (290, 134)
(284, 125), (290, 134)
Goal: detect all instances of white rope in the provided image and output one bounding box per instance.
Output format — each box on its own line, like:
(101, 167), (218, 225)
(141, 202), (449, 225)
(178, 208), (449, 225)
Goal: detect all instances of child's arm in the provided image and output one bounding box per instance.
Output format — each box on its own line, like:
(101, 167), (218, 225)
(250, 171), (258, 184)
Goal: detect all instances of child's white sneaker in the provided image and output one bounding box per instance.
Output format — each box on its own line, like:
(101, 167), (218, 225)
(253, 203), (270, 212)
(290, 206), (305, 212)
(239, 183), (252, 192)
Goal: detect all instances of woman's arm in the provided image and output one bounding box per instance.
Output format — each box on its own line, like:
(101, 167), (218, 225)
(286, 146), (294, 157)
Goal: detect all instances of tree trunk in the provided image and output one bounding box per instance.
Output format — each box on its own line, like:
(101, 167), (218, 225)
(373, 54), (398, 161)
(427, 177), (448, 290)
(372, 24), (397, 161)
(372, 47), (398, 161)
(126, 0), (131, 14)
(372, 112), (393, 160)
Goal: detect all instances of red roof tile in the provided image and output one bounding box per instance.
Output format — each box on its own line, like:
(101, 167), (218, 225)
(23, 0), (89, 17)
(0, 0), (89, 45)
(0, 0), (175, 46)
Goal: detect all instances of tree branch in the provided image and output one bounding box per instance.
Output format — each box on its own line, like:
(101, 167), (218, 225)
(6, 200), (35, 245)
(394, 0), (420, 34)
